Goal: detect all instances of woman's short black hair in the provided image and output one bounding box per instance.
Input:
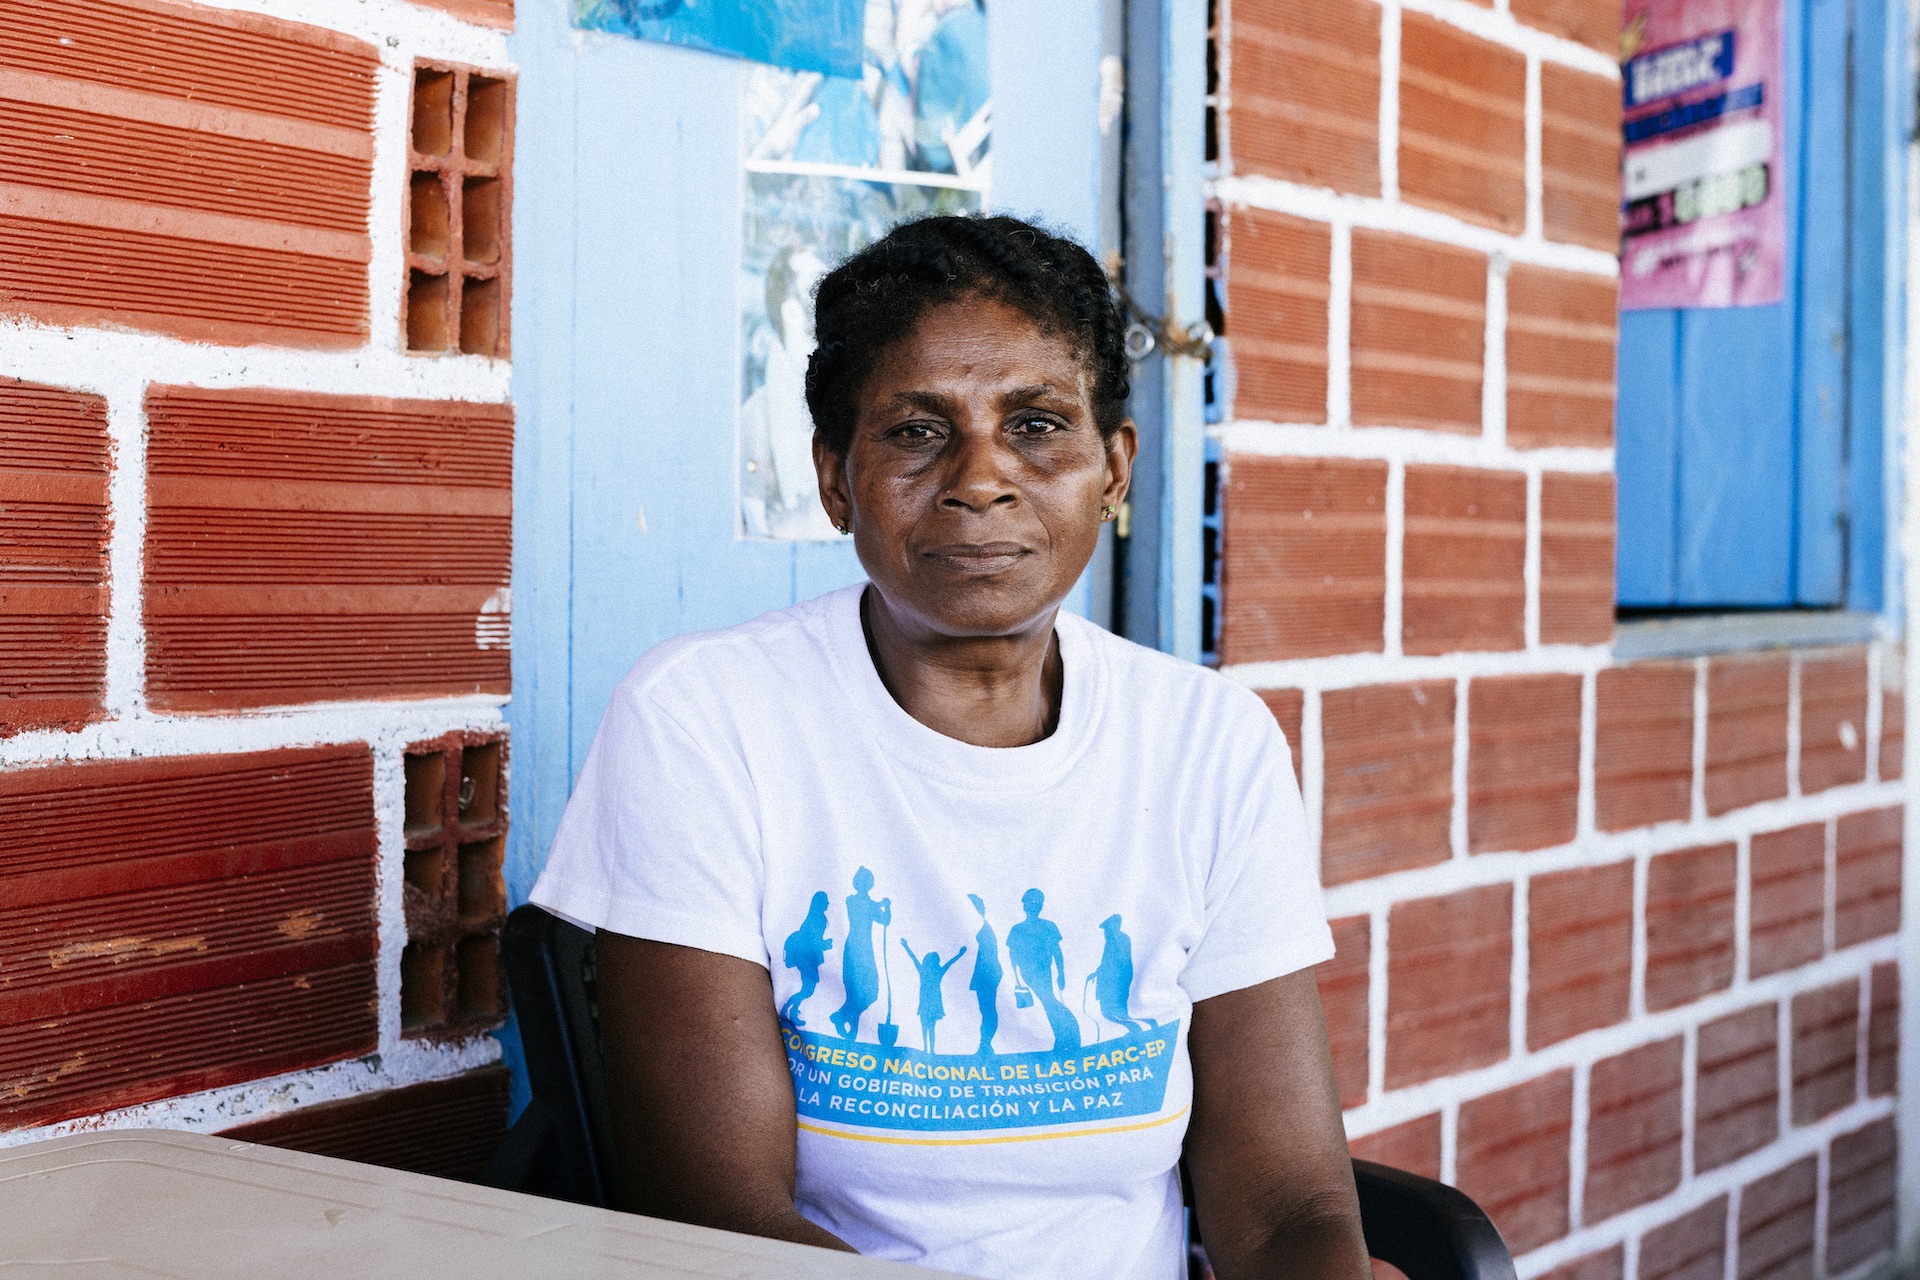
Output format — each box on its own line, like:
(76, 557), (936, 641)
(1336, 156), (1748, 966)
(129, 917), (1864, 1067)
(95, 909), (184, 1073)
(804, 214), (1130, 456)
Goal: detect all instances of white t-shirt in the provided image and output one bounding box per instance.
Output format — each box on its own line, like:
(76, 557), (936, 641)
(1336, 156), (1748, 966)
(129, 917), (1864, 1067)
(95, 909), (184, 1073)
(531, 584), (1333, 1280)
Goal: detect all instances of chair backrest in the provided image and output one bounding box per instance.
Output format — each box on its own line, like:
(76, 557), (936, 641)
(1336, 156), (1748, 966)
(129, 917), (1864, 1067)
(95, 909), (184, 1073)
(493, 904), (1515, 1280)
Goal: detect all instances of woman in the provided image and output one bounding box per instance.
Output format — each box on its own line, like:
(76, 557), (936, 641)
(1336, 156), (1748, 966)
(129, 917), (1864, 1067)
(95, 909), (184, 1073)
(531, 215), (1369, 1279)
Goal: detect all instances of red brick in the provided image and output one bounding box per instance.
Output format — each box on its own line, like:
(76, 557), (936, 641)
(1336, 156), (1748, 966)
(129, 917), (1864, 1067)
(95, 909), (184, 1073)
(1706, 655), (1790, 815)
(1455, 1071), (1571, 1252)
(1538, 1248), (1623, 1280)
(0, 0), (375, 347)
(1508, 270), (1618, 450)
(1799, 649), (1868, 794)
(1318, 915), (1371, 1108)
(1826, 1119), (1896, 1273)
(1227, 0), (1380, 195)
(1880, 688), (1904, 780)
(1791, 979), (1859, 1124)
(1256, 688), (1305, 784)
(1645, 843), (1736, 1010)
(0, 379), (110, 735)
(1220, 455), (1385, 662)
(220, 1066), (509, 1181)
(1397, 14), (1526, 231)
(1513, 0), (1622, 54)
(1349, 1113), (1440, 1180)
(411, 0), (513, 28)
(1539, 63), (1622, 253)
(1695, 1004), (1779, 1172)
(1584, 1036), (1683, 1221)
(1867, 961), (1897, 1096)
(1403, 466), (1526, 653)
(1595, 663), (1695, 831)
(1640, 1196), (1727, 1280)
(1321, 681), (1454, 883)
(1528, 862), (1631, 1048)
(0, 747), (377, 1129)
(1835, 806), (1901, 947)
(1350, 232), (1486, 433)
(403, 64), (515, 359)
(1738, 1157), (1816, 1280)
(1386, 885), (1511, 1087)
(1539, 473), (1615, 643)
(143, 387), (513, 710)
(1749, 824), (1825, 978)
(1223, 208), (1331, 423)
(1469, 673), (1581, 852)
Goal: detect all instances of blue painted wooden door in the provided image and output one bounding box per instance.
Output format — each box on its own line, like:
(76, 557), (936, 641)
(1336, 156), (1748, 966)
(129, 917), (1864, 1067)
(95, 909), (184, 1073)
(1616, 0), (1889, 611)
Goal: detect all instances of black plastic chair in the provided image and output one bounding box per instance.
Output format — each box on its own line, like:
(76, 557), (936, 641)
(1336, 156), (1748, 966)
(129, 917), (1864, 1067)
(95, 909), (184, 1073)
(484, 904), (1516, 1280)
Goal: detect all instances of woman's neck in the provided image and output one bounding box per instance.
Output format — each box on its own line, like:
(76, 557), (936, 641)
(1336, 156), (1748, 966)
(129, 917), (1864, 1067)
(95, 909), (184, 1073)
(860, 587), (1064, 748)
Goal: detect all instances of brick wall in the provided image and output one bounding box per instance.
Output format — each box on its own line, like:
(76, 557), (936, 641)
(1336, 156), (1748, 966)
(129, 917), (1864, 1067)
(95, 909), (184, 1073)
(0, 0), (515, 1153)
(1212, 1), (1904, 1275)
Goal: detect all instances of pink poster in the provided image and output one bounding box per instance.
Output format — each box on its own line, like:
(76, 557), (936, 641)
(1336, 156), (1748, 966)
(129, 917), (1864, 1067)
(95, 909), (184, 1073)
(1619, 0), (1786, 309)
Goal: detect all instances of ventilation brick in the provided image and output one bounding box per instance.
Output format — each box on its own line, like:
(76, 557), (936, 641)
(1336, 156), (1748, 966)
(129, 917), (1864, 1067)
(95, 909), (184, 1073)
(400, 733), (509, 1039)
(406, 62), (514, 358)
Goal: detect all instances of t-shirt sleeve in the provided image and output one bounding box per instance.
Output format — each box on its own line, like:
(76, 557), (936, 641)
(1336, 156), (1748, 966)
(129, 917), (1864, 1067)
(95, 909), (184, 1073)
(528, 678), (770, 968)
(1180, 705), (1335, 1004)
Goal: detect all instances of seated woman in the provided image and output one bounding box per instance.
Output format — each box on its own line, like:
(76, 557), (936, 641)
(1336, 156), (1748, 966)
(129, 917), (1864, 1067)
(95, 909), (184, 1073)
(530, 215), (1369, 1280)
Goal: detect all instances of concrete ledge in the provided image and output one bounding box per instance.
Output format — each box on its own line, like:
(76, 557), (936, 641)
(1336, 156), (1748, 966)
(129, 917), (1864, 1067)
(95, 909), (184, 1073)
(1613, 611), (1893, 662)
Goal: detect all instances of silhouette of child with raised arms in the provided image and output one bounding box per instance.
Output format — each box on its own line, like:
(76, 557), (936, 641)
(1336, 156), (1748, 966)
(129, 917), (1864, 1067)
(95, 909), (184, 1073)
(900, 938), (967, 1053)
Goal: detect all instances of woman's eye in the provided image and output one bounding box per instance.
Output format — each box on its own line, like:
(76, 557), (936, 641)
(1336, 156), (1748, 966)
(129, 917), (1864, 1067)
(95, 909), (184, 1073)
(1014, 416), (1062, 435)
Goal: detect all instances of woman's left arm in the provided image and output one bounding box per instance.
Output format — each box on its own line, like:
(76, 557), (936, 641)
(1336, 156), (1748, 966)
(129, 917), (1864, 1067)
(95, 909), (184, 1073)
(1184, 968), (1372, 1280)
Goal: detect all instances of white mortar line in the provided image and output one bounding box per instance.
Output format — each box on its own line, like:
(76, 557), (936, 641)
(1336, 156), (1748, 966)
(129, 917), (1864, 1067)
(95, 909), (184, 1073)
(1451, 675), (1471, 858)
(1813, 1139), (1832, 1278)
(1222, 644), (1613, 696)
(1439, 1097), (1459, 1184)
(1523, 464), (1541, 649)
(1787, 654), (1805, 799)
(1485, 253), (1511, 449)
(1568, 1060), (1590, 1228)
(1855, 975), (1874, 1113)
(1630, 852), (1650, 1020)
(1722, 1182), (1742, 1280)
(1577, 669), (1598, 839)
(1319, 778), (1910, 919)
(1864, 643), (1884, 782)
(1680, 1022), (1699, 1180)
(152, 0), (510, 62)
(1213, 418), (1613, 471)
(1368, 904), (1390, 1104)
(1734, 834), (1753, 987)
(374, 739), (407, 1050)
(1511, 1094), (1897, 1279)
(1776, 996), (1795, 1141)
(1212, 175), (1620, 276)
(1377, 1), (1402, 203)
(1302, 689), (1325, 874)
(1510, 874), (1530, 1058)
(1692, 659), (1711, 824)
(1622, 1231), (1641, 1280)
(1387, 0), (1621, 77)
(98, 376), (150, 720)
(1523, 56), (1544, 239)
(1328, 220), (1355, 427)
(1384, 460), (1406, 657)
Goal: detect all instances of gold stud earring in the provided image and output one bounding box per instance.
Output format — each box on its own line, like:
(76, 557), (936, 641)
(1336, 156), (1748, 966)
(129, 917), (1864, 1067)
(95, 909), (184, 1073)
(836, 522), (851, 535)
(1100, 505), (1117, 522)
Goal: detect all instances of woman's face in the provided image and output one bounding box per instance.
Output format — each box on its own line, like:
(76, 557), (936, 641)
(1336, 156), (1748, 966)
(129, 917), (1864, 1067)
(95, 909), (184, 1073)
(814, 295), (1135, 640)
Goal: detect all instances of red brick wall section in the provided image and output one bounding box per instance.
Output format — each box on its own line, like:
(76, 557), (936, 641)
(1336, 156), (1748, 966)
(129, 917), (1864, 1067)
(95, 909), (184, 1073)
(1584, 1037), (1684, 1222)
(0, 0), (375, 347)
(1320, 681), (1453, 883)
(1527, 861), (1631, 1049)
(1219, 455), (1385, 663)
(143, 387), (513, 710)
(1748, 823), (1825, 978)
(1225, 0), (1380, 196)
(1257, 688), (1304, 779)
(1738, 1157), (1818, 1279)
(1868, 961), (1898, 1096)
(1222, 209), (1331, 423)
(408, 0), (514, 28)
(1539, 64), (1623, 253)
(1506, 268), (1618, 450)
(1594, 663), (1695, 830)
(1694, 1005), (1778, 1172)
(1644, 843), (1737, 1011)
(1396, 13), (1526, 231)
(1539, 1248), (1623, 1280)
(1538, 473), (1615, 644)
(1826, 1119), (1896, 1273)
(1511, 0), (1623, 53)
(1705, 654), (1791, 815)
(0, 747), (377, 1130)
(0, 379), (111, 735)
(1317, 915), (1370, 1109)
(1791, 979), (1860, 1124)
(1834, 805), (1901, 947)
(1401, 465), (1526, 653)
(1639, 1196), (1726, 1280)
(1467, 673), (1581, 852)
(221, 1066), (510, 1181)
(1349, 1113), (1441, 1180)
(1349, 232), (1487, 433)
(1799, 649), (1869, 793)
(1454, 1070), (1572, 1252)
(1386, 885), (1511, 1087)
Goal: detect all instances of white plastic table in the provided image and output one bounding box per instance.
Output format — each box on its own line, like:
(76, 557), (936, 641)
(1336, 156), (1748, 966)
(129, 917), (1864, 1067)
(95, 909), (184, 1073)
(0, 1129), (962, 1278)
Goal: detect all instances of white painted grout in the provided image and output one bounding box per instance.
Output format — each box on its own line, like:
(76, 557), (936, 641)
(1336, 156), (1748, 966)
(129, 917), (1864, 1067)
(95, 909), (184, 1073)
(1630, 851), (1650, 1020)
(1510, 873), (1530, 1058)
(1377, 1), (1402, 203)
(1302, 689), (1325, 874)
(1786, 654), (1805, 799)
(1368, 904), (1391, 1104)
(1522, 462), (1541, 649)
(1568, 1060), (1590, 1228)
(1523, 56), (1544, 240)
(1439, 1097), (1459, 1185)
(1692, 659), (1712, 824)
(1213, 418), (1613, 472)
(1680, 1023), (1698, 1180)
(1389, 0), (1621, 78)
(1577, 669), (1598, 839)
(1734, 835), (1754, 988)
(1484, 253), (1511, 450)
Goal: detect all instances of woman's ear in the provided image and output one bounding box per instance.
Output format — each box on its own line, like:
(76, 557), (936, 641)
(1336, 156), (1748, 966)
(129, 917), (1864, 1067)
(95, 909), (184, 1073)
(1102, 419), (1139, 506)
(812, 433), (853, 532)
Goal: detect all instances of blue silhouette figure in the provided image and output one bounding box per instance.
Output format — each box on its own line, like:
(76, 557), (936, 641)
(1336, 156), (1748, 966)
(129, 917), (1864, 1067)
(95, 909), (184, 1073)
(778, 891), (834, 1028)
(1087, 914), (1158, 1035)
(829, 866), (891, 1041)
(966, 893), (1002, 1055)
(1006, 888), (1080, 1051)
(900, 939), (968, 1053)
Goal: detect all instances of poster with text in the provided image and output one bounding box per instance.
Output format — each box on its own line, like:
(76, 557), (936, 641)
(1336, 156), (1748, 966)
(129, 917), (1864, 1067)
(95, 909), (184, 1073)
(1620, 0), (1785, 309)
(575, 0), (864, 78)
(738, 0), (989, 541)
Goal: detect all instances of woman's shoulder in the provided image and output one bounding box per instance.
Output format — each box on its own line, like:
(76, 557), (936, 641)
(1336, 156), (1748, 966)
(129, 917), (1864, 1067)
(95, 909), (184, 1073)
(610, 586), (853, 720)
(1063, 612), (1276, 731)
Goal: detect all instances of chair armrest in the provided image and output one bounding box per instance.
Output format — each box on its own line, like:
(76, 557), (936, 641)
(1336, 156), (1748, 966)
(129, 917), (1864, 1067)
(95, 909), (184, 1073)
(1352, 1159), (1517, 1280)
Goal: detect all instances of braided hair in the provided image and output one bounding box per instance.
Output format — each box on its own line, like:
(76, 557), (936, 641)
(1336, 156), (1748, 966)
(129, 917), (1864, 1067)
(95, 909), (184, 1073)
(804, 214), (1130, 456)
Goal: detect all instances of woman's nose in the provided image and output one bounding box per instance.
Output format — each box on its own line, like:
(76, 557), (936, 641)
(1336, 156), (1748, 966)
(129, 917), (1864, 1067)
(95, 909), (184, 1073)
(939, 432), (1019, 510)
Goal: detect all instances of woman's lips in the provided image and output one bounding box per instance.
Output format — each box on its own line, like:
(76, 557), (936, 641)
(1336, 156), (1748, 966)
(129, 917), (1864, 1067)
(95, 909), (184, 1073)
(923, 542), (1029, 573)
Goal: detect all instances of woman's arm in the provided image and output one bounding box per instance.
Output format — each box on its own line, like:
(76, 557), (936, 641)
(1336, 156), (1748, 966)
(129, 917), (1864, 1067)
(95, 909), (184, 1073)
(595, 931), (854, 1251)
(1184, 969), (1372, 1280)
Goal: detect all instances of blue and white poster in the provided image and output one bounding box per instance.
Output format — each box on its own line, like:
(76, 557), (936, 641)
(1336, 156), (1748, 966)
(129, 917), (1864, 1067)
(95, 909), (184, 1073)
(575, 0), (866, 79)
(738, 0), (990, 540)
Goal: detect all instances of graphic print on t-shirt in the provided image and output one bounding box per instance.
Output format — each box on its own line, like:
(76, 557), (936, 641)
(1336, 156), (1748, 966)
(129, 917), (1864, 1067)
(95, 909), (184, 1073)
(780, 866), (1178, 1137)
